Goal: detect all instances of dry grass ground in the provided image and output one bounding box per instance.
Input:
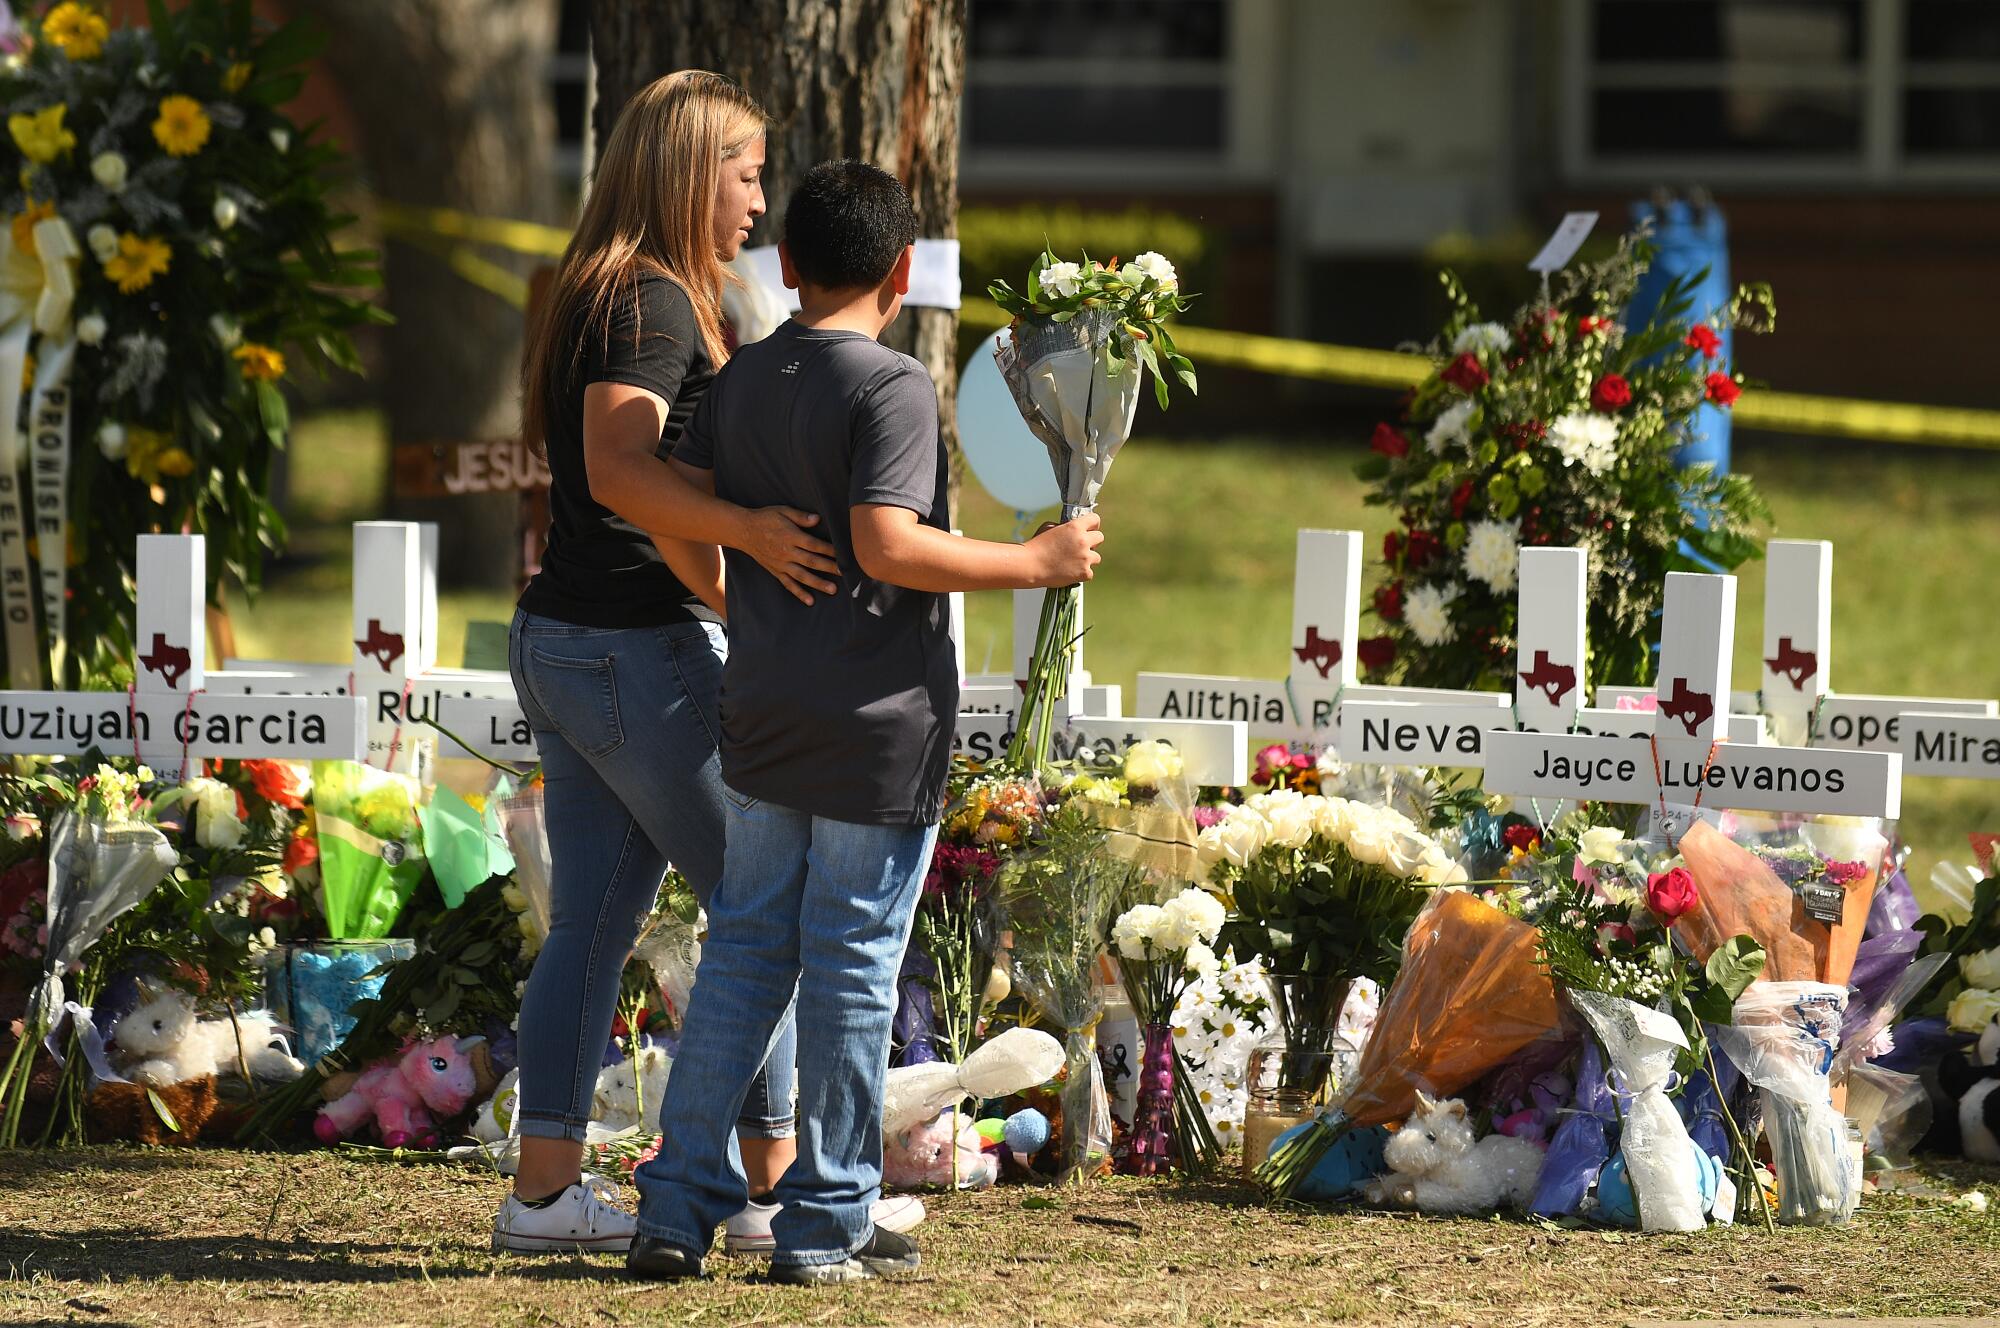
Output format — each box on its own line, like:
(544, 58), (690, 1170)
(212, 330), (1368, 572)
(2, 1148), (1996, 1328)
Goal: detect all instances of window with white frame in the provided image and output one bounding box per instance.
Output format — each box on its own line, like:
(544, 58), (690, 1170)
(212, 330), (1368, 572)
(1564, 0), (2000, 184)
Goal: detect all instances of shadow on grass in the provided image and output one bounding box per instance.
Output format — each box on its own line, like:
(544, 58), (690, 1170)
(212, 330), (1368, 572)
(0, 1226), (623, 1286)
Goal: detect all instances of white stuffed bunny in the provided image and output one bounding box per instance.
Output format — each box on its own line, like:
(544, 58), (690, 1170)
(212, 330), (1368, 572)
(1365, 1091), (1545, 1215)
(114, 985), (305, 1088)
(592, 1044), (672, 1132)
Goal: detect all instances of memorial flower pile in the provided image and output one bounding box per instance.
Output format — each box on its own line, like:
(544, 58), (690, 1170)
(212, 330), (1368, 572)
(1359, 229), (1773, 690)
(0, 0), (384, 686)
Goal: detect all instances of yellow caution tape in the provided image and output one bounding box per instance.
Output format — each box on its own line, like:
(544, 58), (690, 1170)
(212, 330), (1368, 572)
(379, 199), (2000, 452)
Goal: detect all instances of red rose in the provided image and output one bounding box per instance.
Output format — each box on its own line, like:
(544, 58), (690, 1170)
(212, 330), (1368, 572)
(1590, 374), (1632, 412)
(1501, 823), (1541, 853)
(245, 759), (309, 809)
(1704, 372), (1741, 407)
(1404, 529), (1441, 570)
(1371, 422), (1411, 458)
(1357, 636), (1396, 674)
(1645, 866), (1699, 922)
(282, 832), (319, 874)
(1383, 531), (1403, 564)
(1374, 581), (1404, 622)
(1440, 353), (1489, 393)
(1685, 325), (1723, 359)
(1449, 480), (1475, 519)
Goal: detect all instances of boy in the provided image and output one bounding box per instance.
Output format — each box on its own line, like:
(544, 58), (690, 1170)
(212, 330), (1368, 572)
(628, 160), (1103, 1284)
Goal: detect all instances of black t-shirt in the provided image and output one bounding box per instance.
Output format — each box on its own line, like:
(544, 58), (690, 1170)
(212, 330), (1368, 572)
(518, 274), (721, 628)
(675, 321), (958, 826)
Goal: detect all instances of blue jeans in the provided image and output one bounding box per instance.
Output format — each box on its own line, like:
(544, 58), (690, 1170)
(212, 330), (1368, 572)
(635, 794), (937, 1266)
(507, 609), (796, 1143)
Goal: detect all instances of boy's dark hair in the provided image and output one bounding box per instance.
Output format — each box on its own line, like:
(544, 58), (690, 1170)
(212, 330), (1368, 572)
(783, 159), (917, 292)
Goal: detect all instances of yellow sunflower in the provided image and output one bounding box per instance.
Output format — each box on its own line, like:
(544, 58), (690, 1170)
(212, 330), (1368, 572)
(10, 199), (54, 257)
(233, 342), (286, 381)
(8, 104), (76, 164)
(151, 95), (211, 157)
(42, 3), (109, 60)
(222, 61), (253, 94)
(103, 232), (170, 294)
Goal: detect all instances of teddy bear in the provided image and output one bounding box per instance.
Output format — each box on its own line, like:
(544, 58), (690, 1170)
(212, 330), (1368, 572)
(592, 1043), (672, 1133)
(1365, 1091), (1546, 1215)
(314, 1035), (482, 1149)
(112, 985), (305, 1088)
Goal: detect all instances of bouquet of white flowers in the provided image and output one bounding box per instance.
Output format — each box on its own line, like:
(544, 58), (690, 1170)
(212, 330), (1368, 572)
(1172, 951), (1278, 1151)
(1109, 885), (1226, 1174)
(987, 249), (1196, 773)
(1202, 792), (1465, 1144)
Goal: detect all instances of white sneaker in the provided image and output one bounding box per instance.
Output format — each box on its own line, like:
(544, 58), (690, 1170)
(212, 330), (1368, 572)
(492, 1175), (638, 1253)
(723, 1193), (926, 1256)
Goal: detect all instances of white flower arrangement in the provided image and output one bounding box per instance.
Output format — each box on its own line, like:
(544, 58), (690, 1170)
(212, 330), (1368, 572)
(1962, 945), (2000, 993)
(1450, 321), (1511, 356)
(1112, 885), (1225, 963)
(1172, 949), (1276, 1149)
(1196, 792), (1467, 888)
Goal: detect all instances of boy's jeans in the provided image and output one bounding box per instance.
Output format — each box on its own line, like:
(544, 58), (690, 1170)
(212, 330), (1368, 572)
(635, 791), (936, 1267)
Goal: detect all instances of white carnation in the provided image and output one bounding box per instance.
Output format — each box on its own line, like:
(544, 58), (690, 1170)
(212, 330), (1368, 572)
(1404, 582), (1460, 647)
(1037, 260), (1084, 299)
(1549, 412), (1619, 476)
(1184, 941), (1220, 979)
(1426, 399), (1475, 455)
(1166, 887), (1226, 946)
(1462, 518), (1520, 592)
(1451, 322), (1510, 356)
(1112, 903), (1167, 960)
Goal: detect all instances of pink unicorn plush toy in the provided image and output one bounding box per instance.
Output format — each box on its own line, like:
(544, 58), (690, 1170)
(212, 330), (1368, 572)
(314, 1036), (482, 1149)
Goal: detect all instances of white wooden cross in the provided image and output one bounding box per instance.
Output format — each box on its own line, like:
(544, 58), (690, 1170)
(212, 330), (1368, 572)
(206, 521), (527, 776)
(1595, 539), (1996, 771)
(954, 588), (1246, 785)
(1485, 571), (1903, 825)
(1132, 529), (1510, 750)
(1337, 548), (1768, 770)
(0, 534), (365, 768)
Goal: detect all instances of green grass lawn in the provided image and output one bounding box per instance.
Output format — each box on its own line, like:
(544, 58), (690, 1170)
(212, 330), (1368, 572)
(239, 412), (1998, 884)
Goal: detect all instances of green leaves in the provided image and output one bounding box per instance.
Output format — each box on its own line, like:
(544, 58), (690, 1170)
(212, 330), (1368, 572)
(1689, 935), (1767, 1024)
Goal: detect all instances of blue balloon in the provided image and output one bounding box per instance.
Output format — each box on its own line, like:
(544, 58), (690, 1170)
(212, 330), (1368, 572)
(956, 338), (1060, 512)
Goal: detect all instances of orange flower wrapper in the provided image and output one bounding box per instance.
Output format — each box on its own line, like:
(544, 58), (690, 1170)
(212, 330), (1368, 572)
(1671, 820), (1873, 987)
(1337, 889), (1564, 1129)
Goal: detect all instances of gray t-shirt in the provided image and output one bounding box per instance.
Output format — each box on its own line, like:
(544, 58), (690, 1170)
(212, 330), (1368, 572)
(675, 320), (958, 825)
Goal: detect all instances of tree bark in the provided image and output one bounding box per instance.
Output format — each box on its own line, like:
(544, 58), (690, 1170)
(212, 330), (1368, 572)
(590, 0), (966, 521)
(296, 0), (561, 588)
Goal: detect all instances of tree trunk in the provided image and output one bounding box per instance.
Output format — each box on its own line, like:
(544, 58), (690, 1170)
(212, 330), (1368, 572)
(591, 0), (966, 522)
(296, 0), (561, 588)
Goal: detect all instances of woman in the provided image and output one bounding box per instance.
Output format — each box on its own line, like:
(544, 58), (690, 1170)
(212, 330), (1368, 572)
(494, 71), (917, 1255)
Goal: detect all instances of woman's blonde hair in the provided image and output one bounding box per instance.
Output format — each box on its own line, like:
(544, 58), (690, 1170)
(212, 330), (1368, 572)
(522, 70), (767, 449)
